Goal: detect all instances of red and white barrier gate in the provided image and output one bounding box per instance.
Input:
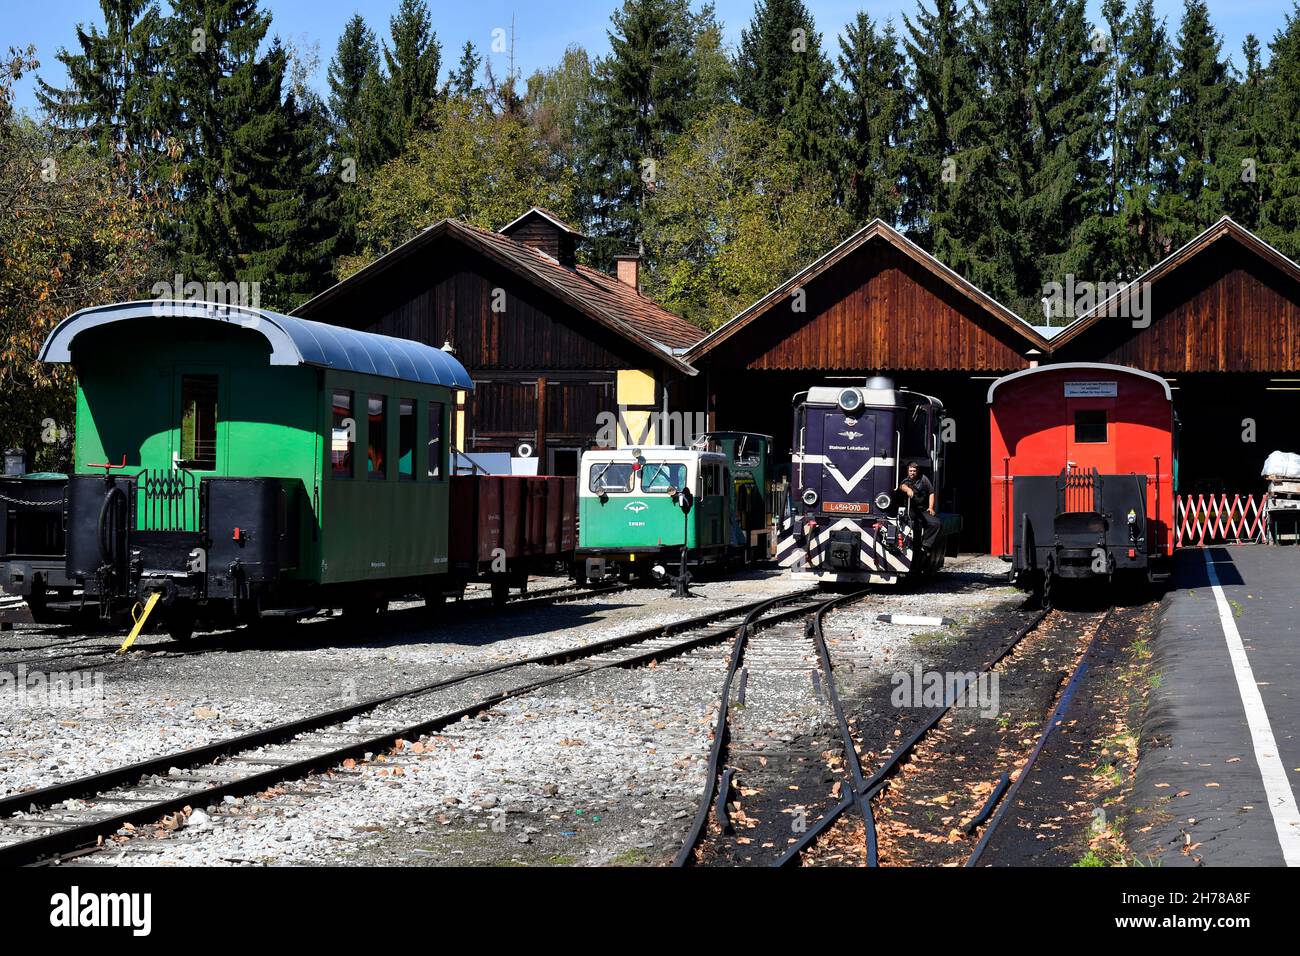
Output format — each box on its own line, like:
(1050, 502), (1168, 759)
(1175, 494), (1269, 547)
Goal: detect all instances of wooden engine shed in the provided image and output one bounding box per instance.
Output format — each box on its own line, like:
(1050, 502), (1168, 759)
(294, 208), (704, 475)
(685, 220), (1053, 549)
(1049, 218), (1300, 507)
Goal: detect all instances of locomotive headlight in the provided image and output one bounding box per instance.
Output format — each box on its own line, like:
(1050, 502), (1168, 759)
(838, 388), (864, 413)
(874, 492), (892, 511)
(801, 488), (819, 507)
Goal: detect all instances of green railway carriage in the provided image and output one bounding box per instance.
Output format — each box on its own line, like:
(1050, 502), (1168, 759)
(36, 300), (475, 637)
(575, 432), (773, 583)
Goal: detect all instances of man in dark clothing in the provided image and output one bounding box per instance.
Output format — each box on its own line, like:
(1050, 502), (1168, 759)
(899, 460), (941, 550)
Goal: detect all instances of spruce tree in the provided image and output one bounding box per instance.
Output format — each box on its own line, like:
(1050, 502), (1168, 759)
(161, 0), (288, 286)
(1160, 0), (1232, 244)
(451, 41), (483, 95)
(327, 14), (381, 156)
(382, 0), (442, 146)
(36, 0), (165, 191)
(835, 14), (910, 226)
(971, 0), (1108, 319)
(1219, 36), (1268, 230)
(900, 0), (988, 272)
(581, 0), (705, 264)
(1110, 0), (1176, 273)
(1260, 4), (1300, 256)
(734, 0), (834, 172)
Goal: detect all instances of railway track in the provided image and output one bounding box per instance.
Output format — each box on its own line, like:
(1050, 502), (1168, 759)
(673, 590), (873, 866)
(778, 605), (1116, 866)
(0, 586), (818, 866)
(0, 580), (631, 674)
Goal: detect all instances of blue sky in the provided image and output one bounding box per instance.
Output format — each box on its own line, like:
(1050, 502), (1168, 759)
(6, 0), (1293, 115)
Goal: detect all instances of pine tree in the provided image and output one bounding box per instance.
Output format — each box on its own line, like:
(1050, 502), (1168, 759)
(581, 0), (706, 264)
(327, 14), (380, 153)
(734, 0), (834, 171)
(1159, 0), (1232, 244)
(1109, 0), (1176, 273)
(382, 0), (442, 146)
(835, 13), (910, 226)
(35, 0), (166, 191)
(1219, 35), (1268, 230)
(1260, 3), (1300, 256)
(451, 41), (483, 95)
(900, 0), (988, 271)
(971, 0), (1109, 319)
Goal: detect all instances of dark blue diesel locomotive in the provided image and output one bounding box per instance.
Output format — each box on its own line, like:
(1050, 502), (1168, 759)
(777, 377), (961, 585)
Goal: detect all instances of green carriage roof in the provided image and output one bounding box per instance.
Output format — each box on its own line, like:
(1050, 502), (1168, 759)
(39, 300), (475, 390)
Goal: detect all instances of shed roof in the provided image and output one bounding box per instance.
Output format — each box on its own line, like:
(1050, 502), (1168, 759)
(1048, 217), (1300, 351)
(685, 219), (1052, 363)
(40, 300), (475, 390)
(292, 218), (704, 374)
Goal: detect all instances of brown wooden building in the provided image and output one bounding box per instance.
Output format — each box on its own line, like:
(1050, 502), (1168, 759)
(1050, 217), (1300, 498)
(690, 215), (1300, 549)
(684, 220), (1053, 547)
(294, 208), (704, 474)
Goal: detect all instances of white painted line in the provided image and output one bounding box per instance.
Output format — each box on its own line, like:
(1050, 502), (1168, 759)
(876, 614), (956, 627)
(1203, 548), (1300, 865)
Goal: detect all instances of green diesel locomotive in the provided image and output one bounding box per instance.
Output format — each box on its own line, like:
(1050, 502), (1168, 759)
(575, 433), (772, 583)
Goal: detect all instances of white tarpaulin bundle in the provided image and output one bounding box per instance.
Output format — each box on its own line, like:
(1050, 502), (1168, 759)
(1262, 450), (1300, 478)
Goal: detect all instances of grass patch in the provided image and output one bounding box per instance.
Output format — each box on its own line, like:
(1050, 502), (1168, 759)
(609, 847), (650, 866)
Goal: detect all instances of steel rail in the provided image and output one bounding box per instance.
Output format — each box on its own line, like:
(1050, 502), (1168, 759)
(0, 582), (633, 674)
(774, 594), (877, 866)
(964, 608), (1113, 867)
(1, 588), (822, 866)
(772, 605), (1053, 862)
(673, 589), (869, 868)
(0, 588), (818, 821)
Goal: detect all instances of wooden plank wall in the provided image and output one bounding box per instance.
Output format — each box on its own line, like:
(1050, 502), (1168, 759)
(714, 240), (1034, 372)
(1055, 239), (1300, 372)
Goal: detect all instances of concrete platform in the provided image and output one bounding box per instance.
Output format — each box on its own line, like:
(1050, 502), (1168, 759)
(1130, 545), (1300, 865)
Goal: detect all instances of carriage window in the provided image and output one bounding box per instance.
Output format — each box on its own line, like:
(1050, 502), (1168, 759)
(589, 462), (634, 493)
(641, 462), (686, 492)
(180, 374), (218, 470)
(398, 399), (415, 480)
(1074, 409), (1108, 443)
(367, 394), (387, 479)
(331, 390), (354, 478)
(427, 401), (444, 479)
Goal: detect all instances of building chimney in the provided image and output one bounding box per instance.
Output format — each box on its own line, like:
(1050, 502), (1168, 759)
(615, 254), (640, 291)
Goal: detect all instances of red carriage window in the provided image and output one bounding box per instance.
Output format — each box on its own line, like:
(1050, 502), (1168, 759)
(1074, 409), (1108, 443)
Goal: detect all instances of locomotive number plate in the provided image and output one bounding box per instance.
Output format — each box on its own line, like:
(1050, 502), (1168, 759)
(823, 501), (868, 514)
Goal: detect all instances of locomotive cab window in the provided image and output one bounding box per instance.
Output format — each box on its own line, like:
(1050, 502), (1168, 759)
(179, 374), (218, 470)
(398, 399), (415, 481)
(1074, 409), (1108, 443)
(701, 463), (722, 497)
(427, 401), (444, 480)
(331, 390), (355, 478)
(368, 394), (387, 480)
(589, 461), (634, 493)
(641, 462), (686, 493)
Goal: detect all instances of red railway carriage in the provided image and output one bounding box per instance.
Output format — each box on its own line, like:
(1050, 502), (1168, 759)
(989, 363), (1175, 600)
